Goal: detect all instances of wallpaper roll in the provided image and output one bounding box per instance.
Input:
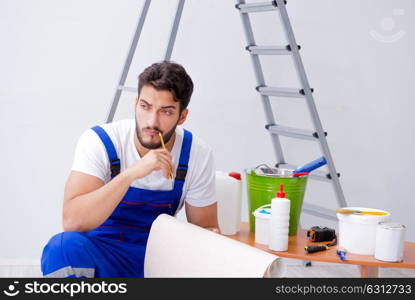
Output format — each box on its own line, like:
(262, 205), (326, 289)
(144, 214), (284, 278)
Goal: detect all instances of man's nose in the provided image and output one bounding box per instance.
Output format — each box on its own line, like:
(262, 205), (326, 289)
(147, 111), (160, 128)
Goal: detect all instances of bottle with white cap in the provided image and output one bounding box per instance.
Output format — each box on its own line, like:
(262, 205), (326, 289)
(268, 184), (290, 251)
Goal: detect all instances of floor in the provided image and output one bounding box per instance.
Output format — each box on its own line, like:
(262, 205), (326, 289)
(1, 261), (414, 277)
(283, 263), (415, 278)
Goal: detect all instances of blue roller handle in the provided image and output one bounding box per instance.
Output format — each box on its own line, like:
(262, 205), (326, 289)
(293, 157), (327, 174)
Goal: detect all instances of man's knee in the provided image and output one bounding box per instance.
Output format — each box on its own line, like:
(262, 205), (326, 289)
(41, 231), (89, 267)
(44, 231), (87, 251)
(41, 231), (95, 277)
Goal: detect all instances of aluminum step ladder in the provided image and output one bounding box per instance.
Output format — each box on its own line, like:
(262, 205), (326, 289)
(236, 0), (347, 220)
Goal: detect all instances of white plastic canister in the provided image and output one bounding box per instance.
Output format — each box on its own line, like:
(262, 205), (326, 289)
(375, 222), (406, 262)
(337, 207), (391, 255)
(253, 204), (271, 245)
(216, 171), (242, 235)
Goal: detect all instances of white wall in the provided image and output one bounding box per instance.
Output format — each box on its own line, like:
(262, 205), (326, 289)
(1, 0), (414, 263)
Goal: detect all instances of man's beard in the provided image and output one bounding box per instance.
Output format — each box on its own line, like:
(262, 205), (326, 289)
(135, 120), (178, 150)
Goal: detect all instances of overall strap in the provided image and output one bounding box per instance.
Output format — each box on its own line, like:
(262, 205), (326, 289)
(90, 126), (120, 179)
(175, 129), (193, 182)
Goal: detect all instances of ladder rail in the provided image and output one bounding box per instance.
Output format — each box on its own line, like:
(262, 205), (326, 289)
(275, 0), (346, 207)
(164, 0), (185, 61)
(302, 203), (338, 221)
(237, 0), (286, 165)
(105, 0), (152, 123)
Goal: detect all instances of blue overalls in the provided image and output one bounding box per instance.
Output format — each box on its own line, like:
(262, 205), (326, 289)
(41, 125), (193, 278)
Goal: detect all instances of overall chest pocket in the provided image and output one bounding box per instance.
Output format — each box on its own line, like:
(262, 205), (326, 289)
(109, 198), (175, 226)
(119, 200), (173, 215)
(108, 187), (181, 228)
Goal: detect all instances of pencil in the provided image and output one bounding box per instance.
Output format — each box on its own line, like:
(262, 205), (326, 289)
(158, 132), (174, 180)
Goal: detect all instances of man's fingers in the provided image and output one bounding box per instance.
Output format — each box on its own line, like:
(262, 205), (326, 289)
(154, 161), (169, 179)
(156, 149), (173, 161)
(157, 155), (174, 179)
(155, 151), (174, 174)
(148, 149), (174, 179)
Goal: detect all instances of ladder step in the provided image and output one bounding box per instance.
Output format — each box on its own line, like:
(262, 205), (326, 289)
(235, 0), (286, 13)
(117, 85), (138, 93)
(257, 86), (313, 98)
(265, 124), (326, 141)
(276, 163), (339, 182)
(302, 203), (337, 221)
(246, 45), (300, 55)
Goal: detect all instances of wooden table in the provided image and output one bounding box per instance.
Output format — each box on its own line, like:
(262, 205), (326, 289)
(225, 222), (415, 278)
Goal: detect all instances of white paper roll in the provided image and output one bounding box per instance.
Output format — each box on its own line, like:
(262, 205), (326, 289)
(144, 214), (284, 277)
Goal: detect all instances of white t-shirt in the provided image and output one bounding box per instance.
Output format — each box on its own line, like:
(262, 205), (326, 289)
(71, 119), (216, 213)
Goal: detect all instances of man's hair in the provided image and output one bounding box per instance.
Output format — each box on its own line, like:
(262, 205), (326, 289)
(138, 61), (194, 112)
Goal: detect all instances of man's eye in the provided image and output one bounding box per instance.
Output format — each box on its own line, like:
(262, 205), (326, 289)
(162, 110), (173, 116)
(140, 104), (148, 109)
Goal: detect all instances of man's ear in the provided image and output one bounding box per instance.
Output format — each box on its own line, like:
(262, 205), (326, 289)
(177, 108), (188, 125)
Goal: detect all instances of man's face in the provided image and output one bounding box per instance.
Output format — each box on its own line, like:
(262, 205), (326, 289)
(135, 84), (188, 149)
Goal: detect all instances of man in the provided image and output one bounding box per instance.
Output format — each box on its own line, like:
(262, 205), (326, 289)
(41, 61), (218, 278)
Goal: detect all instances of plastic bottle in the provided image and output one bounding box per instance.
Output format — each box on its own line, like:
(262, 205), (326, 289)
(268, 184), (290, 251)
(216, 171), (242, 235)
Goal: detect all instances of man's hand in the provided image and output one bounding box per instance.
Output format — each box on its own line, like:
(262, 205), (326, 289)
(125, 149), (174, 180)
